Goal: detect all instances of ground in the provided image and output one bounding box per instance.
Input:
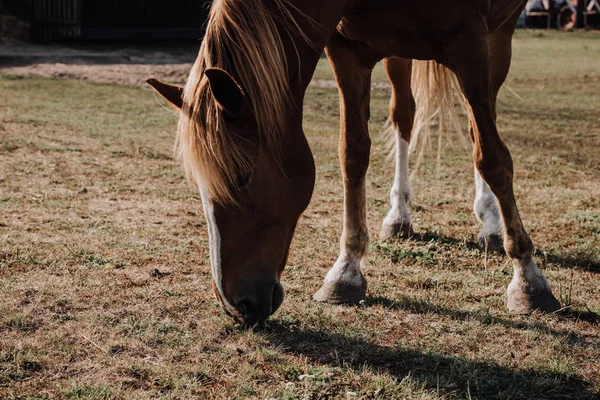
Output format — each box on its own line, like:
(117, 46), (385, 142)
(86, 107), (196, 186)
(0, 30), (599, 399)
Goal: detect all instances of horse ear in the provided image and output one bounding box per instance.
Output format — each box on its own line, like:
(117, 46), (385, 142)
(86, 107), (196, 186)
(205, 68), (245, 116)
(146, 78), (183, 109)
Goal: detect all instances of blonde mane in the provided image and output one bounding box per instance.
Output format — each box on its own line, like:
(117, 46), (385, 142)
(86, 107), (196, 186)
(176, 0), (308, 203)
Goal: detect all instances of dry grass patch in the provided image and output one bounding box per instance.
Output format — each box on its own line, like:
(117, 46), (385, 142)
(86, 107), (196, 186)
(1, 30), (599, 399)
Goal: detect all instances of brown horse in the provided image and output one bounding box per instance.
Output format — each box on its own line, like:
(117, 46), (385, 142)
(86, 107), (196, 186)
(148, 0), (561, 326)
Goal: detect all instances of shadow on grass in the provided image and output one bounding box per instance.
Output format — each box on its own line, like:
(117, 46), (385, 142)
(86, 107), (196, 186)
(259, 318), (596, 399)
(367, 295), (598, 327)
(392, 230), (599, 273)
(0, 43), (199, 68)
(559, 308), (600, 325)
(387, 229), (503, 254)
(536, 250), (600, 273)
(411, 230), (480, 250)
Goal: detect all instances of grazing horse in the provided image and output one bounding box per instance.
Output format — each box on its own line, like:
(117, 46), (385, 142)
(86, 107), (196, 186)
(148, 0), (561, 326)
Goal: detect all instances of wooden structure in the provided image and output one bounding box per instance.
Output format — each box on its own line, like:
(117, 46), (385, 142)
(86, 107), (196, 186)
(524, 0), (579, 29)
(525, 0), (553, 28)
(31, 0), (81, 42)
(31, 0), (210, 42)
(585, 0), (600, 27)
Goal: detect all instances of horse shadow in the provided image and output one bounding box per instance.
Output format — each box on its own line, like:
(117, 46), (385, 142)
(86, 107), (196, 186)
(535, 250), (600, 274)
(259, 322), (595, 399)
(403, 230), (599, 273)
(258, 296), (598, 399)
(366, 295), (599, 330)
(404, 229), (497, 253)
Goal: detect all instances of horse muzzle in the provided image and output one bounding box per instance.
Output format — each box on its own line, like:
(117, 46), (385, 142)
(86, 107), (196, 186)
(226, 281), (285, 327)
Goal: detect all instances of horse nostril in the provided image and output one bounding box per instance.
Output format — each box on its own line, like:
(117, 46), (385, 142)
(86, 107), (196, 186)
(238, 299), (255, 317)
(234, 282), (284, 327)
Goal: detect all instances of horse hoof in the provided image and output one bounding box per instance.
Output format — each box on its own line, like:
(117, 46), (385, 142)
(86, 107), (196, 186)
(507, 282), (561, 314)
(380, 221), (414, 241)
(477, 233), (504, 253)
(313, 278), (367, 304)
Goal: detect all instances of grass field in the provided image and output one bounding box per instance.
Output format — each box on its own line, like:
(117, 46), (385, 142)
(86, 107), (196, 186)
(1, 30), (599, 399)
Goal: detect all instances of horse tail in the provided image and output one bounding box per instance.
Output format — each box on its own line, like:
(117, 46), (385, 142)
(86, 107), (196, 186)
(408, 60), (468, 171)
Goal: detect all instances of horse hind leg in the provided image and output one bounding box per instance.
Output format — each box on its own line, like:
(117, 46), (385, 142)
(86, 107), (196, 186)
(474, 168), (504, 252)
(381, 56), (503, 249)
(447, 26), (560, 313)
(314, 33), (376, 304)
(380, 57), (416, 240)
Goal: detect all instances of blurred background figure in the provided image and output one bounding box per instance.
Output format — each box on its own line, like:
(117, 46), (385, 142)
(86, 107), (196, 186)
(523, 0), (599, 30)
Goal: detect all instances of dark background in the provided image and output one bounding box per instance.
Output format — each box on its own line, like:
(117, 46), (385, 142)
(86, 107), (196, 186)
(1, 0), (212, 42)
(0, 0), (598, 43)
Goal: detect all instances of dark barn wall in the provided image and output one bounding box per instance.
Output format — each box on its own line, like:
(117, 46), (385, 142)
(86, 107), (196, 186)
(1, 0), (32, 22)
(81, 0), (212, 39)
(31, 0), (212, 42)
(32, 0), (81, 43)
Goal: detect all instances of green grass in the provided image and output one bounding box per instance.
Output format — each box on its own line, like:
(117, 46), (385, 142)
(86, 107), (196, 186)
(1, 30), (599, 399)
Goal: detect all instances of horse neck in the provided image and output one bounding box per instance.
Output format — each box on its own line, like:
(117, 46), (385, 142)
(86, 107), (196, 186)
(267, 0), (349, 194)
(283, 0), (350, 101)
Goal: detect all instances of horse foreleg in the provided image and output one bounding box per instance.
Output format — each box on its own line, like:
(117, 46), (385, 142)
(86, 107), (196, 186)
(314, 33), (374, 304)
(473, 12), (523, 254)
(380, 57), (416, 240)
(447, 27), (560, 313)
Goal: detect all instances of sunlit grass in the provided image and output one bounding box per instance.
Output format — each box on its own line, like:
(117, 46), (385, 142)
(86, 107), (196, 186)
(1, 30), (599, 399)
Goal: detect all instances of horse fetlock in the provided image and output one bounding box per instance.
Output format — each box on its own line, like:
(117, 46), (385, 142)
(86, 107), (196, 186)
(504, 235), (533, 260)
(313, 259), (367, 304)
